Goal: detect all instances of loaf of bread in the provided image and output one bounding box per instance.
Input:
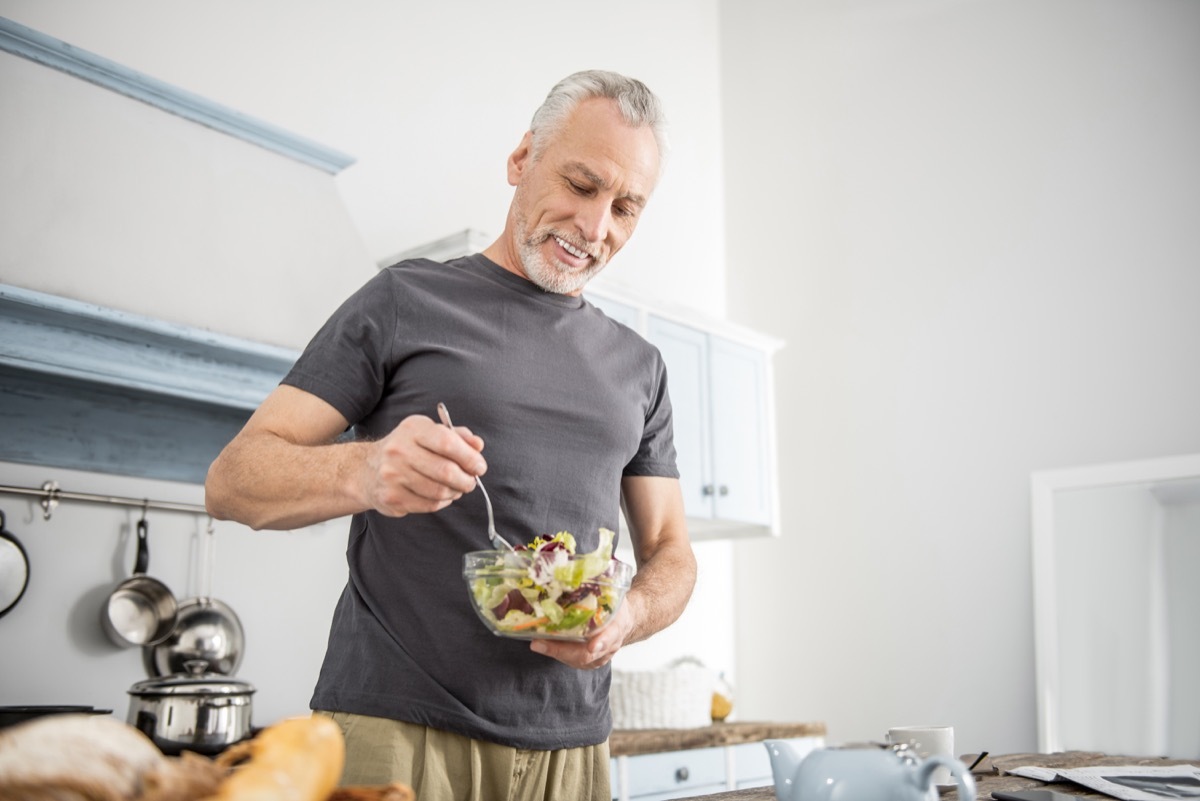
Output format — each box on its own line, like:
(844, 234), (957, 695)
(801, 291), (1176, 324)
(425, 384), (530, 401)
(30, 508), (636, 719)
(0, 714), (414, 801)
(0, 714), (223, 801)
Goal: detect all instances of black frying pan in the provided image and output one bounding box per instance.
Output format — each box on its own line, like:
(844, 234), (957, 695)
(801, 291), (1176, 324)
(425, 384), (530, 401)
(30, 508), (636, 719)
(0, 705), (112, 730)
(0, 510), (30, 619)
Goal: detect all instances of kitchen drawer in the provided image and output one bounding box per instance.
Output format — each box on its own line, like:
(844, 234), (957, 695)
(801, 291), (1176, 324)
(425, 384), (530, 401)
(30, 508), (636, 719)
(623, 746), (726, 799)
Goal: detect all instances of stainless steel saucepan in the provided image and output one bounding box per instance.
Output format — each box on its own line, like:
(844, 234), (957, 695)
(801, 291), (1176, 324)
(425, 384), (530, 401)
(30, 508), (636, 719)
(143, 521), (244, 677)
(102, 519), (178, 647)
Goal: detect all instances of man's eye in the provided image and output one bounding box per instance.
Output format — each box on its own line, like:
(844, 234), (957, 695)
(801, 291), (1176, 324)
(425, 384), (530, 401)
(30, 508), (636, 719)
(568, 181), (591, 195)
(614, 204), (637, 219)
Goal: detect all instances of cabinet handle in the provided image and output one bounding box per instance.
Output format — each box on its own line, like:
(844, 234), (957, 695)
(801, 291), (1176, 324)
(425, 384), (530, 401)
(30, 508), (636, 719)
(718, 485), (729, 497)
(701, 485), (714, 497)
(675, 766), (689, 782)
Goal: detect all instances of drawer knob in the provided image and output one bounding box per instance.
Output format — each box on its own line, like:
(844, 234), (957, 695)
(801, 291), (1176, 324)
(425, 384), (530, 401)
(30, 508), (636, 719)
(675, 766), (689, 782)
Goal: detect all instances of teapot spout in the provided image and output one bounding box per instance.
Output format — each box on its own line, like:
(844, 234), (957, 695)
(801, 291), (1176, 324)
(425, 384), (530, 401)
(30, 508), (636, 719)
(763, 739), (802, 801)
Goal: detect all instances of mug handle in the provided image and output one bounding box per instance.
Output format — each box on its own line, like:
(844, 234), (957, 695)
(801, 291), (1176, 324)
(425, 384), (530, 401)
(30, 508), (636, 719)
(918, 754), (977, 801)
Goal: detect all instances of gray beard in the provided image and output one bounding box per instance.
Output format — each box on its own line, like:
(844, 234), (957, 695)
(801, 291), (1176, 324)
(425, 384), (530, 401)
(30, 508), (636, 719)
(518, 231), (606, 295)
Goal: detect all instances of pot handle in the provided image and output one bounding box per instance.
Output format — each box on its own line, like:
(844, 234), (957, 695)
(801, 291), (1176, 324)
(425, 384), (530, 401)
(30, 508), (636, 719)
(134, 518), (150, 576)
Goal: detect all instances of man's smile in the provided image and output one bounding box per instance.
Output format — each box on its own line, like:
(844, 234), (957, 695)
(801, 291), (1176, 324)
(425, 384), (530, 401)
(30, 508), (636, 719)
(553, 235), (593, 264)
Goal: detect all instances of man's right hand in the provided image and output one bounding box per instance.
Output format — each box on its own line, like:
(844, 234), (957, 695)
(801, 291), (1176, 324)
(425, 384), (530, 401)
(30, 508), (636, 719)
(205, 385), (486, 530)
(360, 413), (487, 517)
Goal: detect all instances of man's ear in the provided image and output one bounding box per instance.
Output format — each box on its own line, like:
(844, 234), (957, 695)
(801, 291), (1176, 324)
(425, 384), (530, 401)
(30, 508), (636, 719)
(507, 131), (534, 187)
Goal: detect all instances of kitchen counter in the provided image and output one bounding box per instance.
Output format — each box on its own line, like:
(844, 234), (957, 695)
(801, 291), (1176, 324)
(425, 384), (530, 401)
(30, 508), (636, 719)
(670, 750), (1200, 800)
(609, 721), (827, 757)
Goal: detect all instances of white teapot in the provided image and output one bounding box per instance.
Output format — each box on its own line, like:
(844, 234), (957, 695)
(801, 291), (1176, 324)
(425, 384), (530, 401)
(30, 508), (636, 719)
(763, 740), (977, 801)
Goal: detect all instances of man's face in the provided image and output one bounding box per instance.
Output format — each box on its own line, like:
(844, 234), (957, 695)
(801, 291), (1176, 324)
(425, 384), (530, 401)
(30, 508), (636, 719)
(507, 98), (660, 295)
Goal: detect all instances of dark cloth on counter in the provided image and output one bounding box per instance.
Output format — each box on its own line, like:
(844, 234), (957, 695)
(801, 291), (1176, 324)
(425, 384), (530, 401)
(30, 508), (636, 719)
(286, 254), (678, 750)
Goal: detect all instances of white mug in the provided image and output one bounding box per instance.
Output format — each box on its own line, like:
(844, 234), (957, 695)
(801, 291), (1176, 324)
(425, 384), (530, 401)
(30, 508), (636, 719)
(887, 725), (955, 785)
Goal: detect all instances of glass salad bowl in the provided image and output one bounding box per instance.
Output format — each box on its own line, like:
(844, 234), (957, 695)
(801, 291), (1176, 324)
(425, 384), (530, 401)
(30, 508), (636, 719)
(462, 529), (633, 641)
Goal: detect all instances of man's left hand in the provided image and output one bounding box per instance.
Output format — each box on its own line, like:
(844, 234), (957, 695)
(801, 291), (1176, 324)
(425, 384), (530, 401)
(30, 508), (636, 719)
(528, 601), (634, 669)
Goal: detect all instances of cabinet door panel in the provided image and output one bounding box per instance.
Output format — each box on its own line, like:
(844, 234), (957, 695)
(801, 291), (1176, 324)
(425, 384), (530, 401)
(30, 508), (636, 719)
(709, 337), (772, 525)
(646, 316), (712, 519)
(588, 294), (640, 330)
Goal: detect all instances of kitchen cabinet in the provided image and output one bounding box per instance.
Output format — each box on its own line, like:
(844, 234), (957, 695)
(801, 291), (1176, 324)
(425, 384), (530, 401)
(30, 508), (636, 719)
(646, 316), (774, 531)
(607, 723), (825, 801)
(587, 288), (783, 540)
(617, 745), (727, 800)
(587, 293), (641, 331)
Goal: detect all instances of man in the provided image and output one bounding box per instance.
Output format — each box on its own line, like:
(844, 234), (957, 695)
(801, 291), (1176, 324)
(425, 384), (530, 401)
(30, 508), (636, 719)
(205, 69), (696, 801)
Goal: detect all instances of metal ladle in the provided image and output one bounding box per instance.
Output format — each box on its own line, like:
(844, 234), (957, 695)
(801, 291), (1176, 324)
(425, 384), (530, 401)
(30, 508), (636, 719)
(436, 403), (515, 552)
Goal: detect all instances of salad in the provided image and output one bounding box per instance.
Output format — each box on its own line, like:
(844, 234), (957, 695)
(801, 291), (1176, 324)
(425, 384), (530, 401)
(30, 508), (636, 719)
(464, 527), (632, 641)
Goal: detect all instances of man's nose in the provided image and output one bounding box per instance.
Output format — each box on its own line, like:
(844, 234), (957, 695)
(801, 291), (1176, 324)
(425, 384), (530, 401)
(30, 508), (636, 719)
(575, 198), (612, 244)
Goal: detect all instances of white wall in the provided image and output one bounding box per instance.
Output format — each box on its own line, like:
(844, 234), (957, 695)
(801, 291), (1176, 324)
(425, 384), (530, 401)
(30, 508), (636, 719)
(0, 0), (728, 317)
(721, 0), (1200, 755)
(0, 47), (376, 348)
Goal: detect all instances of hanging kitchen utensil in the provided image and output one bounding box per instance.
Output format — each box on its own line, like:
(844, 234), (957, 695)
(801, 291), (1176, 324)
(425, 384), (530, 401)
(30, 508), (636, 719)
(0, 510), (31, 620)
(101, 516), (179, 648)
(144, 596), (245, 677)
(144, 520), (244, 677)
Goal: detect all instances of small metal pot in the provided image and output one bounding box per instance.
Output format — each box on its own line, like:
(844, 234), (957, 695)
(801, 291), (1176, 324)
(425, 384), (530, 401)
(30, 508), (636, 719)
(127, 662), (255, 755)
(102, 520), (178, 647)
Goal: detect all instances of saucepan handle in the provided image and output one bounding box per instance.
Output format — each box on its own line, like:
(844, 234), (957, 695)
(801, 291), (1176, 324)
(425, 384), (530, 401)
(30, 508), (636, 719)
(133, 519), (151, 575)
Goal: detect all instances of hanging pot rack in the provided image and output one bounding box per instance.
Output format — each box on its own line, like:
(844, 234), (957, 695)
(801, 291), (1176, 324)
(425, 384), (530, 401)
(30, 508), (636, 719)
(0, 480), (208, 521)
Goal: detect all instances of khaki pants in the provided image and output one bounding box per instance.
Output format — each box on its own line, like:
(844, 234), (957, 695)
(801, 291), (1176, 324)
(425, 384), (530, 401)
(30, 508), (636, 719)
(315, 711), (611, 801)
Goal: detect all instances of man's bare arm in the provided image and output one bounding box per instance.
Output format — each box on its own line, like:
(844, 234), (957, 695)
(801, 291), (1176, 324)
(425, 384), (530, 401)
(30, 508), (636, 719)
(531, 475), (696, 668)
(614, 474), (697, 646)
(205, 385), (486, 530)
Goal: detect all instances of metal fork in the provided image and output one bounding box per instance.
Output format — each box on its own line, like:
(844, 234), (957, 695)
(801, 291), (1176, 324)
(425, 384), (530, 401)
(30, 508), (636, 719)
(436, 402), (515, 552)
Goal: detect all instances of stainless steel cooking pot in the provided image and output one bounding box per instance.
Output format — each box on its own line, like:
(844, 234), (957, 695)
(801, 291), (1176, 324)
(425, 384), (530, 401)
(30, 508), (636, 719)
(127, 662), (255, 755)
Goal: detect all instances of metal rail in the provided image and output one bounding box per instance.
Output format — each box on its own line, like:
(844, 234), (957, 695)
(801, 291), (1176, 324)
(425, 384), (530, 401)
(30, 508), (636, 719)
(0, 480), (207, 520)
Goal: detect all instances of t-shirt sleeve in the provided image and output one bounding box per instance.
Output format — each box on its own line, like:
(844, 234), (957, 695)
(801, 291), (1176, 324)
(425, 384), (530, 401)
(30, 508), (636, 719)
(280, 270), (396, 425)
(623, 354), (680, 479)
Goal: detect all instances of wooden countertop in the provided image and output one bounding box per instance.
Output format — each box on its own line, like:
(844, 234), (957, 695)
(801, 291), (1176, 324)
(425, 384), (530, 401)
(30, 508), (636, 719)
(609, 721), (826, 758)
(671, 750), (1200, 801)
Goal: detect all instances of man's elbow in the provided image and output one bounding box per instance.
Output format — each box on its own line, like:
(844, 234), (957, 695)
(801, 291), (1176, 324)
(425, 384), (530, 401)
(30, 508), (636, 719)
(203, 451), (240, 522)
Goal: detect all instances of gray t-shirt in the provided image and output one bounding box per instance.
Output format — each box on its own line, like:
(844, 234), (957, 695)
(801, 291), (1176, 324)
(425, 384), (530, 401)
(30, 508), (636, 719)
(285, 254), (678, 749)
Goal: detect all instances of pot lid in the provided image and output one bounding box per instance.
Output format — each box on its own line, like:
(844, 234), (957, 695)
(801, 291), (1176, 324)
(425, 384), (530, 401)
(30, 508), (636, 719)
(129, 671), (255, 697)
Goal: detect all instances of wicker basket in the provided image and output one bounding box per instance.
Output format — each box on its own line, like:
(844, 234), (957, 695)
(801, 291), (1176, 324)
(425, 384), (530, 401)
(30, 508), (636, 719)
(610, 657), (716, 730)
